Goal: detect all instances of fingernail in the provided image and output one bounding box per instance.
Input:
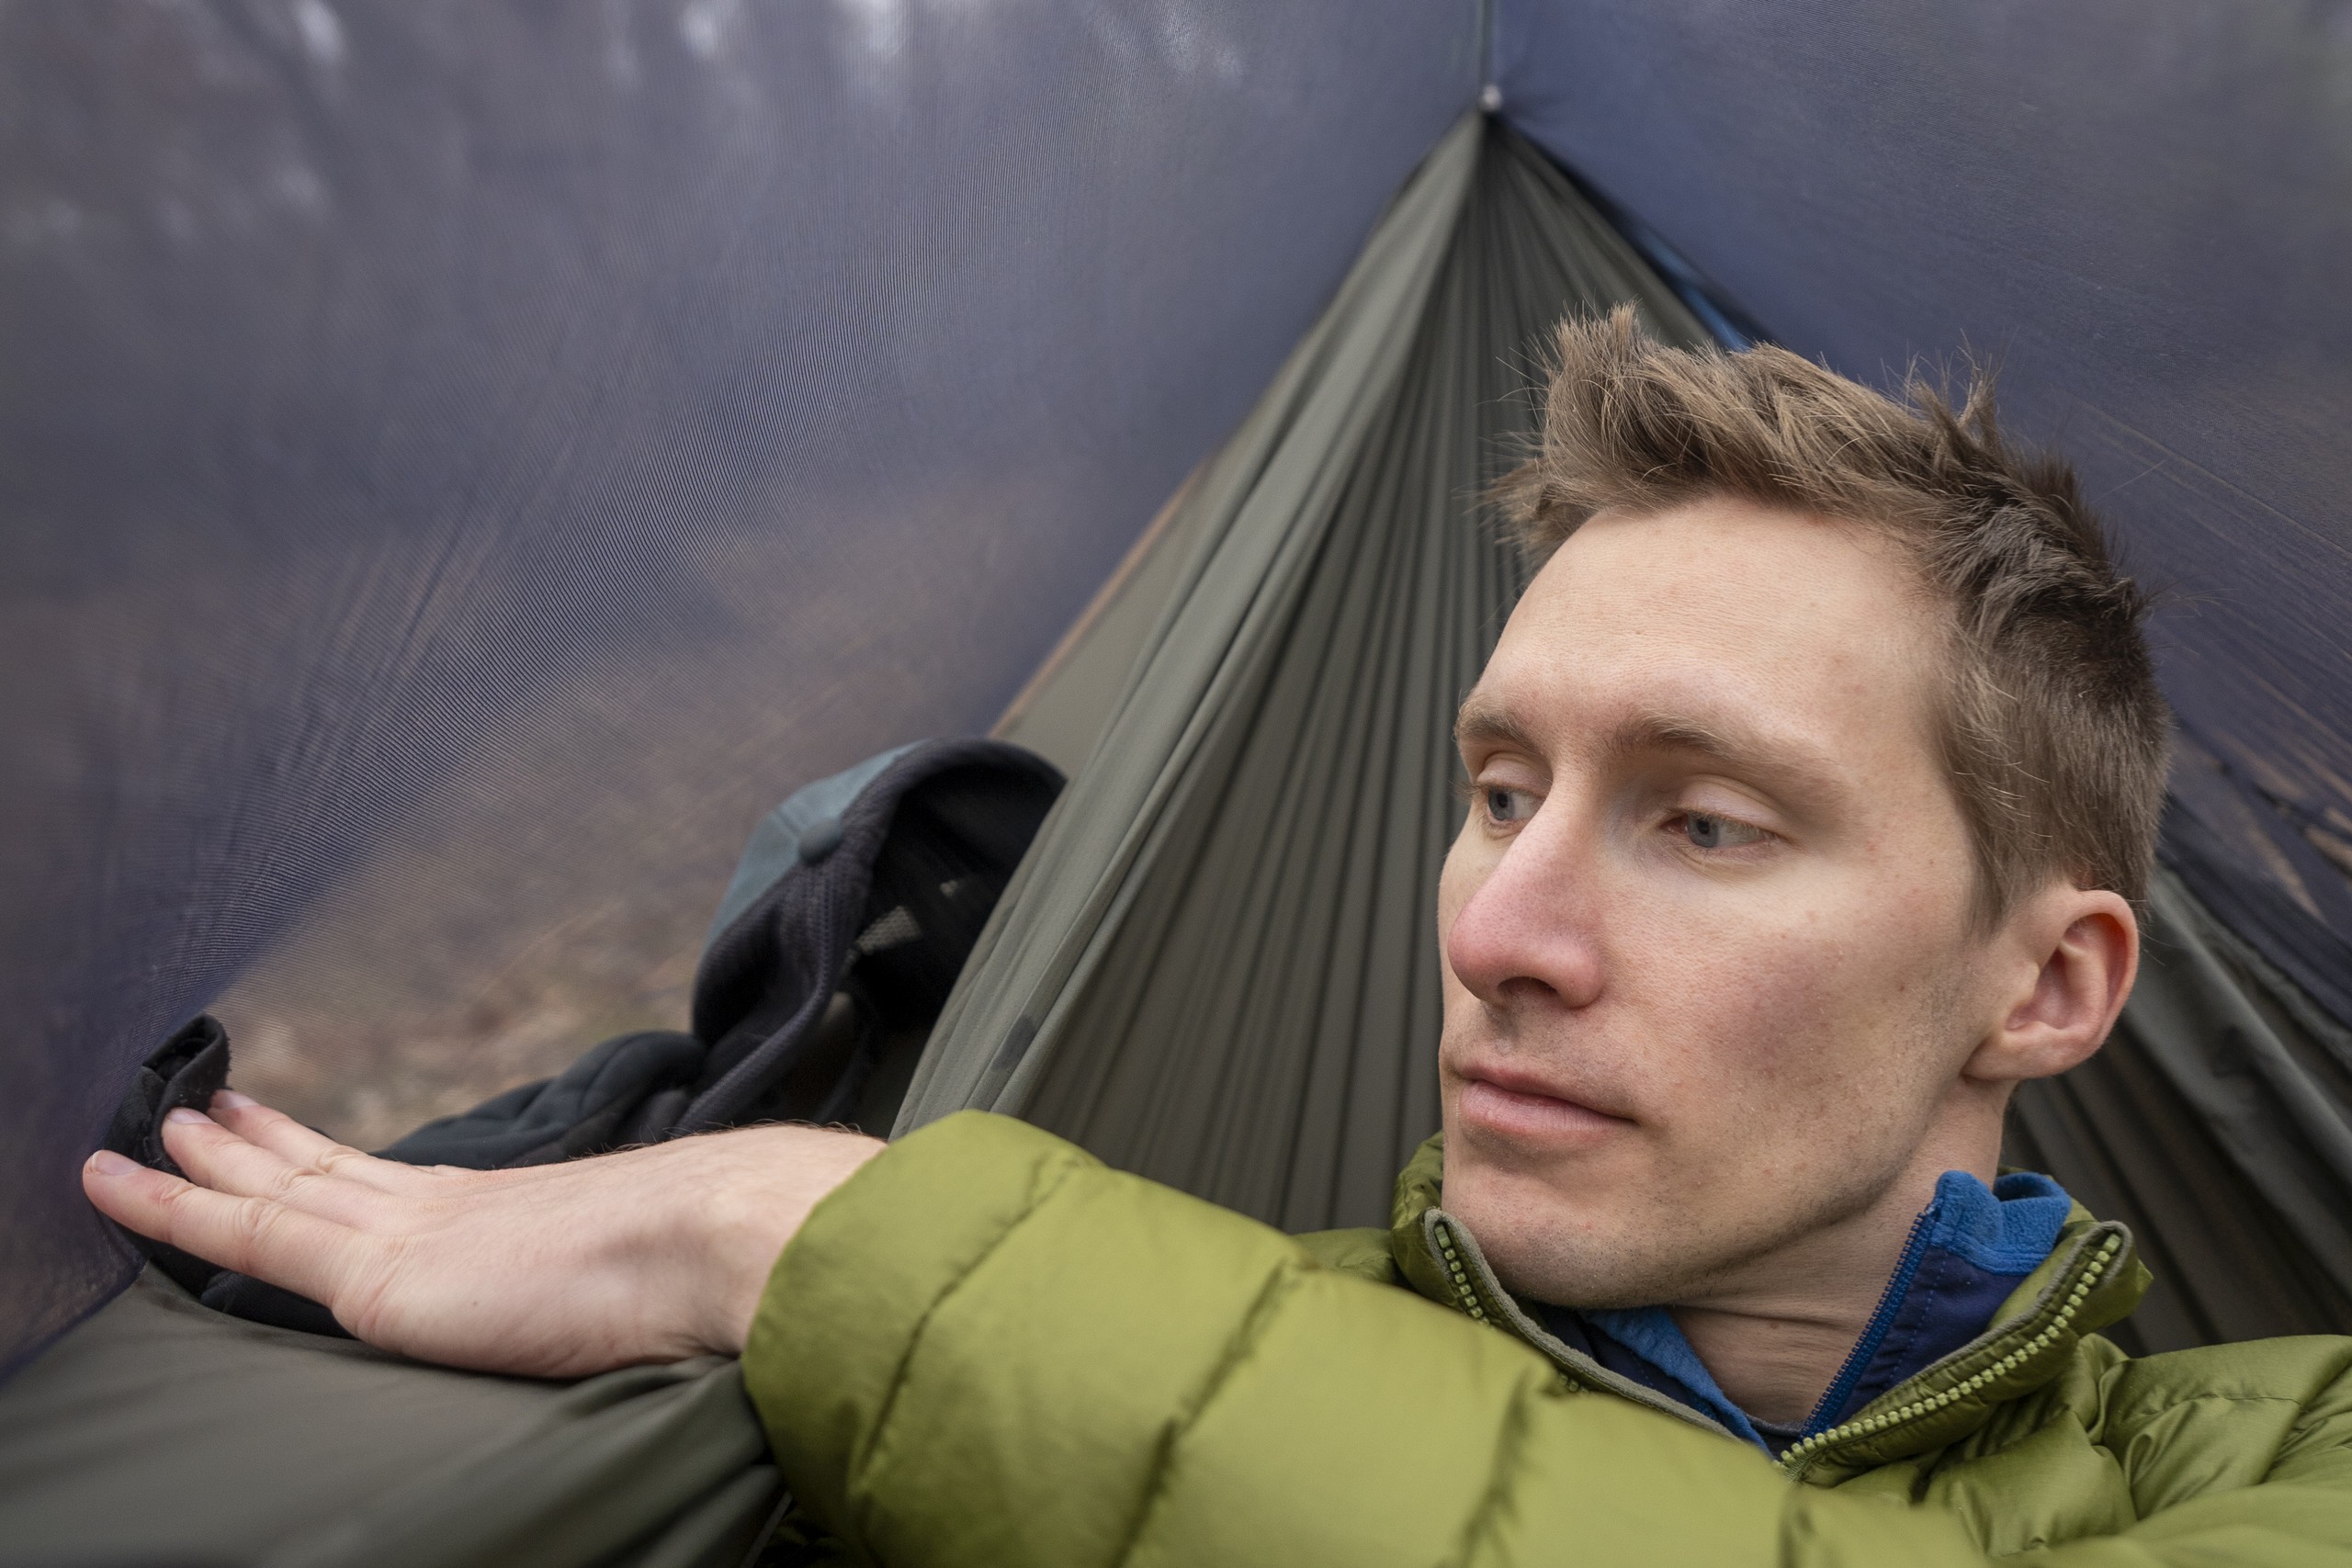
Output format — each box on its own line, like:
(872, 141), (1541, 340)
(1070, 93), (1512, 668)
(86, 1150), (139, 1177)
(164, 1107), (210, 1125)
(213, 1090), (257, 1110)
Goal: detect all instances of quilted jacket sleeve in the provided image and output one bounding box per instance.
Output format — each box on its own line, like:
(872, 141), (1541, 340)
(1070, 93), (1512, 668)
(742, 1112), (2352, 1568)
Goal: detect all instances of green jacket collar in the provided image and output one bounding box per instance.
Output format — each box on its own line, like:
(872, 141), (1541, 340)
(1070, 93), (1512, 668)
(1384, 1133), (2152, 1477)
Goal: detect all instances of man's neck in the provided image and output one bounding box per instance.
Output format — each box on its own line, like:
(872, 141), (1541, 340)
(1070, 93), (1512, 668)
(1665, 1143), (1997, 1428)
(1668, 1299), (1877, 1429)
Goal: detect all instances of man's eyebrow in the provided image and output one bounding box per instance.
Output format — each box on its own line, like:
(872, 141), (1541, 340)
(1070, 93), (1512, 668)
(1454, 694), (1850, 801)
(1453, 692), (1541, 756)
(1605, 710), (1848, 798)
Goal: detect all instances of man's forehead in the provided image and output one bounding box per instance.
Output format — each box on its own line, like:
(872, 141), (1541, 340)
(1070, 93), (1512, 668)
(1526, 500), (1930, 638)
(1464, 505), (1939, 764)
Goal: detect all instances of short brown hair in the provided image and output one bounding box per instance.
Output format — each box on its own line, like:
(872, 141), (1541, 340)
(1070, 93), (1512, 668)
(1497, 307), (2169, 921)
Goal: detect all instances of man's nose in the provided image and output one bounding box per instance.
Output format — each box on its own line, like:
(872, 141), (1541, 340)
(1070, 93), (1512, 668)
(1443, 810), (1605, 1012)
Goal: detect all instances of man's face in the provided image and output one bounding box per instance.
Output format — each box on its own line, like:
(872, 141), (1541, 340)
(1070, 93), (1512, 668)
(1438, 496), (1995, 1309)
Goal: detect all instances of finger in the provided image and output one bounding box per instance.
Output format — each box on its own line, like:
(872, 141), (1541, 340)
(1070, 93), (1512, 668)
(158, 1109), (396, 1226)
(206, 1091), (433, 1194)
(204, 1090), (341, 1163)
(83, 1148), (363, 1314)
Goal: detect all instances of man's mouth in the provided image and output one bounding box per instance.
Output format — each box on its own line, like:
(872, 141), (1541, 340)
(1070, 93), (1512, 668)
(1453, 1063), (1636, 1147)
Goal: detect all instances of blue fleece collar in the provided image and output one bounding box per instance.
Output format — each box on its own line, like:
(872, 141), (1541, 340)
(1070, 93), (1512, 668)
(1537, 1170), (2071, 1454)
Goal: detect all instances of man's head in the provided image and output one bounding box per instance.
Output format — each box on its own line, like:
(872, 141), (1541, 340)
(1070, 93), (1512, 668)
(1437, 310), (2167, 1311)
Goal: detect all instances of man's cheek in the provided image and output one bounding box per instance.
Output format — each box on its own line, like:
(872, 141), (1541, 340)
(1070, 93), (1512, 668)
(1659, 906), (1871, 1079)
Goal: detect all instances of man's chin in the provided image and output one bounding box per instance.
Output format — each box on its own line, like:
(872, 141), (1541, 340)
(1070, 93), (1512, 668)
(1460, 1219), (1675, 1311)
(1441, 1164), (1667, 1307)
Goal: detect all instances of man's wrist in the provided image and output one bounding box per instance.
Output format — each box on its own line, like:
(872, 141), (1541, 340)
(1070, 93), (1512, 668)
(690, 1124), (888, 1357)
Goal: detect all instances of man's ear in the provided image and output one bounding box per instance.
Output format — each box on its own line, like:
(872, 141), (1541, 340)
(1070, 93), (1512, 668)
(1962, 886), (2139, 1086)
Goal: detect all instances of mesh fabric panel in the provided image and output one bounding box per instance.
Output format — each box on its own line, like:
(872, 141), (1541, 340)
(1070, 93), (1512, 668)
(1496, 2), (2352, 992)
(0, 0), (1480, 1371)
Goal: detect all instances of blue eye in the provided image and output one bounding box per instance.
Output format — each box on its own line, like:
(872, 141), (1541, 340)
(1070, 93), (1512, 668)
(1680, 812), (1763, 850)
(1484, 787), (1535, 824)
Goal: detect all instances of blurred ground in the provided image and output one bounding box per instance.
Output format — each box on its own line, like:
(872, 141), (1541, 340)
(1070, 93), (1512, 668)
(209, 720), (729, 1149)
(216, 893), (702, 1153)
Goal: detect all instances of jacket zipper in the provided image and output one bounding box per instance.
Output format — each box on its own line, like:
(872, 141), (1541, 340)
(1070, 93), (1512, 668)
(1802, 1200), (1936, 1431)
(1775, 1232), (2123, 1476)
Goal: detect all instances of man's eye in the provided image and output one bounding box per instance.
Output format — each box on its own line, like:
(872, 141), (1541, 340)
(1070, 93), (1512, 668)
(1483, 786), (1536, 825)
(1679, 811), (1765, 850)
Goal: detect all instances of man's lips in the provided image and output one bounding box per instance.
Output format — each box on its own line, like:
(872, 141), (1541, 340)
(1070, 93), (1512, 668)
(1454, 1066), (1635, 1146)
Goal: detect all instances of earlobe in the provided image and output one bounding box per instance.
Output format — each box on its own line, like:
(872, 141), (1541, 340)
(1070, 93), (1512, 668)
(1965, 890), (2139, 1085)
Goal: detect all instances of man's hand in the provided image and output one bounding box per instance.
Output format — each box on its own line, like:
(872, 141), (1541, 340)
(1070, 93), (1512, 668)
(82, 1091), (884, 1378)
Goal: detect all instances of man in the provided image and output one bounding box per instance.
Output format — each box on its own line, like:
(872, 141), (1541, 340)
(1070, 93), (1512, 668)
(85, 315), (2352, 1563)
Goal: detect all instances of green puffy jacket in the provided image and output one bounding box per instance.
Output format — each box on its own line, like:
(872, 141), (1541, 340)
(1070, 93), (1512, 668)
(745, 1111), (2352, 1565)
